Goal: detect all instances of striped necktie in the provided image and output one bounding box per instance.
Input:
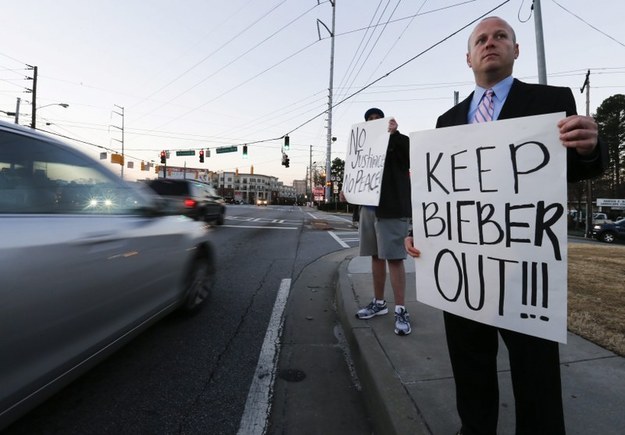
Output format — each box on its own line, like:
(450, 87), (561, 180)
(474, 89), (494, 123)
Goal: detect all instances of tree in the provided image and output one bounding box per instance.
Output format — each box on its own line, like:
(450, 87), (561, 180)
(331, 157), (344, 191)
(594, 94), (625, 197)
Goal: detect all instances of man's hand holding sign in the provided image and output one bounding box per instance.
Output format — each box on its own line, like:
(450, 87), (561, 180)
(342, 117), (393, 206)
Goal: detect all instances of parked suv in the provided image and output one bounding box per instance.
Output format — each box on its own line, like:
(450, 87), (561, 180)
(146, 179), (225, 225)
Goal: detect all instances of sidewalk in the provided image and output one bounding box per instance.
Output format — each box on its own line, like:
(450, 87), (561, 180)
(335, 247), (625, 435)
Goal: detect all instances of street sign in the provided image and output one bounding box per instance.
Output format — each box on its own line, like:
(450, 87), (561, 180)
(216, 145), (238, 154)
(175, 150), (196, 156)
(597, 198), (625, 207)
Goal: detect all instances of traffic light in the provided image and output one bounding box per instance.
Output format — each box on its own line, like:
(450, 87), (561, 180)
(282, 153), (290, 168)
(243, 145), (248, 158)
(284, 135), (290, 150)
(160, 150), (166, 164)
(199, 149), (205, 163)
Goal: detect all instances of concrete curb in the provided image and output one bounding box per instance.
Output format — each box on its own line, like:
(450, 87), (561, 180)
(336, 252), (429, 435)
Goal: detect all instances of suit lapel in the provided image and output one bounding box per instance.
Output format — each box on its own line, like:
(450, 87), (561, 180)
(498, 79), (531, 120)
(454, 97), (472, 125)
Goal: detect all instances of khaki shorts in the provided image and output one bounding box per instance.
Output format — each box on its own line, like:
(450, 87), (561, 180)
(359, 206), (409, 260)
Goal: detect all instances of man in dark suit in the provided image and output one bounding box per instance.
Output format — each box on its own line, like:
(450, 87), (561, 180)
(405, 16), (606, 435)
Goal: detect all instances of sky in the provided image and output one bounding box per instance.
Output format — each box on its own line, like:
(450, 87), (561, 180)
(1, 0), (624, 185)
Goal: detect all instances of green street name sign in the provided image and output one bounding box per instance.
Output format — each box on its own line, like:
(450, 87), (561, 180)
(216, 145), (238, 154)
(175, 150), (196, 156)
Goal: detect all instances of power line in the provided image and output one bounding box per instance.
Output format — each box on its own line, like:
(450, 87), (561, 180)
(332, 0), (476, 38)
(338, 0), (402, 103)
(133, 2), (320, 127)
(129, 0), (269, 109)
(286, 0), (512, 135)
(34, 1), (513, 156)
(551, 0), (625, 49)
(361, 0), (429, 86)
(334, 0), (388, 103)
(131, 1), (292, 119)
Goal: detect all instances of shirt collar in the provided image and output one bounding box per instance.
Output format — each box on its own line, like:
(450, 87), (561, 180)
(474, 75), (514, 102)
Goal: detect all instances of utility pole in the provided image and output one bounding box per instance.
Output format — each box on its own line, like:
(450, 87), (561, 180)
(309, 144), (313, 203)
(111, 105), (125, 180)
(581, 70), (592, 237)
(14, 98), (20, 124)
(28, 65), (38, 128)
(533, 0), (548, 84)
(317, 0), (336, 203)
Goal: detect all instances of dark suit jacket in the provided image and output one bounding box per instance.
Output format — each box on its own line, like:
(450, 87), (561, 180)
(436, 78), (607, 182)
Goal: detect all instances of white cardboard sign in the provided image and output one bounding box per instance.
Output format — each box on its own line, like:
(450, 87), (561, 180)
(342, 117), (390, 206)
(409, 112), (568, 343)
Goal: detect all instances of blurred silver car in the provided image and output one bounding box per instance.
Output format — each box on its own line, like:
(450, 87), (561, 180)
(0, 121), (216, 429)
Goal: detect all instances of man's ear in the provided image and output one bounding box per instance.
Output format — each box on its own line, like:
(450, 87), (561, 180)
(466, 52), (472, 68)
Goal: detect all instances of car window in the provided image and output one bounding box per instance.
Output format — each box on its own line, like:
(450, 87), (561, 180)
(190, 182), (205, 197)
(148, 180), (190, 196)
(206, 186), (218, 197)
(0, 130), (150, 214)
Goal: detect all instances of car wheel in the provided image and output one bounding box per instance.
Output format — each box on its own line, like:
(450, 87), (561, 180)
(600, 232), (616, 243)
(216, 209), (225, 225)
(181, 254), (215, 312)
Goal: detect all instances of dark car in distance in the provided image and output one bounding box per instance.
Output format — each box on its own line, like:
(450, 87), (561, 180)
(591, 218), (625, 243)
(147, 179), (225, 225)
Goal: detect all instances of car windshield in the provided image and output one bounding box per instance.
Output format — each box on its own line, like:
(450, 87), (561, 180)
(148, 180), (191, 196)
(0, 130), (151, 214)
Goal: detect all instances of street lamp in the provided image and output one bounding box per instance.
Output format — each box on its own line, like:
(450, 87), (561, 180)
(32, 103), (69, 129)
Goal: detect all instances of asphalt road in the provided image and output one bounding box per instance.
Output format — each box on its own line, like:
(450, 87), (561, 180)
(3, 205), (366, 435)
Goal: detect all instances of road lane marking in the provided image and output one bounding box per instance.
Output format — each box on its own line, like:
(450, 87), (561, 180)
(221, 225), (298, 230)
(307, 212), (352, 223)
(328, 230), (350, 248)
(226, 216), (300, 225)
(237, 278), (291, 435)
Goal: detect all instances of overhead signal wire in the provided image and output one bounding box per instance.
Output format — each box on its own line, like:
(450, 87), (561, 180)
(47, 0), (510, 155)
(189, 0), (509, 151)
(361, 0), (427, 86)
(35, 0), (563, 162)
(130, 0), (262, 109)
(332, 0), (473, 130)
(334, 0), (388, 103)
(334, 0), (476, 39)
(285, 0), (511, 135)
(551, 0), (625, 49)
(134, 2), (320, 126)
(338, 0), (402, 103)
(148, 38), (321, 133)
(334, 0), (419, 126)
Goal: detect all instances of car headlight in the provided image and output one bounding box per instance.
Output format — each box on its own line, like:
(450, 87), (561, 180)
(593, 225), (601, 230)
